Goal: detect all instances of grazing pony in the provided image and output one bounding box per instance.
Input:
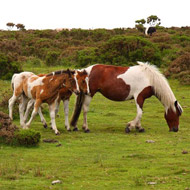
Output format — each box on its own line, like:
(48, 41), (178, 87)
(145, 27), (156, 36)
(23, 70), (89, 132)
(70, 62), (183, 133)
(9, 69), (80, 134)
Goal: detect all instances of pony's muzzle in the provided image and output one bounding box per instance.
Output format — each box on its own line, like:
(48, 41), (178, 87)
(173, 127), (178, 132)
(170, 127), (178, 132)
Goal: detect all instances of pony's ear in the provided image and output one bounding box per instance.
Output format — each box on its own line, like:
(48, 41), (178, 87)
(174, 100), (183, 116)
(77, 69), (87, 76)
(174, 101), (177, 107)
(83, 69), (87, 75)
(67, 69), (71, 77)
(70, 70), (75, 75)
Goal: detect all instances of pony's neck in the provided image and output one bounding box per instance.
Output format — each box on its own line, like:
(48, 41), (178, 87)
(137, 62), (177, 112)
(46, 75), (67, 92)
(150, 74), (176, 112)
(154, 90), (176, 112)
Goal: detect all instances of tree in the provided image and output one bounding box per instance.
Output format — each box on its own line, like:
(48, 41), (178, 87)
(147, 15), (161, 26)
(6, 22), (15, 30)
(15, 23), (25, 31)
(135, 19), (146, 32)
(135, 19), (146, 25)
(135, 15), (161, 34)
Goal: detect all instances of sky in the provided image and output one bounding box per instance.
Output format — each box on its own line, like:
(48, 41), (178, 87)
(0, 0), (190, 30)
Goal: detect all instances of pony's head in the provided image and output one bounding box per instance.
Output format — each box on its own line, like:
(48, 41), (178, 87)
(75, 70), (90, 95)
(164, 101), (183, 132)
(64, 69), (80, 95)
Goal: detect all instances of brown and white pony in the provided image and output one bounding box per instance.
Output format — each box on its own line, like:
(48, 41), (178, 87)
(23, 70), (89, 132)
(70, 62), (183, 133)
(9, 69), (81, 135)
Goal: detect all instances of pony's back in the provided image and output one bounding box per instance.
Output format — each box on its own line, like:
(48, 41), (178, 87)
(11, 72), (34, 92)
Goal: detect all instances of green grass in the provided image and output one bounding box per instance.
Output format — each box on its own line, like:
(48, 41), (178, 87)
(0, 66), (190, 190)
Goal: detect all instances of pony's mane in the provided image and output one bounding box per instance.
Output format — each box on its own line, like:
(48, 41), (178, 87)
(46, 70), (75, 77)
(137, 61), (176, 111)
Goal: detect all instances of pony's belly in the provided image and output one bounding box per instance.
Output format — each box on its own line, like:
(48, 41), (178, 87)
(100, 88), (130, 101)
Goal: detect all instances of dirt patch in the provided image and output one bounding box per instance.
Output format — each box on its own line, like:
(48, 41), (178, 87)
(43, 139), (59, 143)
(0, 111), (18, 143)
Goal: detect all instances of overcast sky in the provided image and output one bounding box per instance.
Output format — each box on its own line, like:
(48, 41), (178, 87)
(0, 0), (189, 30)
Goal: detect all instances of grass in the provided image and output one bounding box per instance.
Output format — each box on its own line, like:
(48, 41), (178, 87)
(0, 65), (190, 190)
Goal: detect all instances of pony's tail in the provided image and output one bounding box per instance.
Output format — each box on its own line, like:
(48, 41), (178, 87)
(70, 92), (85, 127)
(11, 74), (18, 91)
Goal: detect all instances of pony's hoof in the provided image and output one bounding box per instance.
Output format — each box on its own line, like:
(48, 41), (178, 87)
(125, 127), (130, 133)
(43, 123), (48, 129)
(23, 125), (29, 129)
(73, 128), (79, 132)
(84, 129), (90, 133)
(55, 131), (60, 135)
(67, 129), (72, 132)
(139, 128), (145, 133)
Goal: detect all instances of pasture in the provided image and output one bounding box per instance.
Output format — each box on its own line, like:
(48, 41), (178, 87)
(0, 64), (190, 190)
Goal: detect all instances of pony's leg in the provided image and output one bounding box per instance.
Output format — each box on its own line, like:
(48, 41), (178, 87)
(8, 95), (18, 120)
(55, 99), (60, 118)
(24, 99), (41, 129)
(126, 96), (144, 133)
(49, 102), (60, 135)
(63, 99), (71, 131)
(82, 95), (92, 133)
(49, 98), (60, 130)
(38, 107), (48, 128)
(19, 95), (28, 128)
(24, 99), (34, 123)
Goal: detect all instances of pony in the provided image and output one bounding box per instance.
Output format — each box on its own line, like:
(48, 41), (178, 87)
(23, 70), (89, 132)
(9, 69), (81, 135)
(70, 62), (183, 133)
(145, 27), (156, 36)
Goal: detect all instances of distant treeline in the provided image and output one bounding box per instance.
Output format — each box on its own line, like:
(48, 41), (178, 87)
(0, 27), (190, 83)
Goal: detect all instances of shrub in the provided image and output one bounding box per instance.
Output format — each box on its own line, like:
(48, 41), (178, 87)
(45, 51), (60, 66)
(135, 24), (145, 33)
(0, 111), (41, 146)
(151, 33), (171, 43)
(77, 47), (98, 67)
(0, 92), (19, 119)
(0, 52), (22, 80)
(165, 52), (190, 84)
(0, 111), (18, 144)
(26, 56), (42, 66)
(14, 129), (41, 146)
(98, 35), (162, 66)
(75, 36), (162, 67)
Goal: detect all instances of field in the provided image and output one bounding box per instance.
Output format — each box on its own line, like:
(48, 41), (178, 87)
(0, 65), (190, 190)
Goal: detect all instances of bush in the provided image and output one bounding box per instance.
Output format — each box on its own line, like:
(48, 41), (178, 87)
(0, 111), (18, 144)
(0, 92), (19, 119)
(26, 56), (42, 66)
(77, 47), (98, 67)
(99, 35), (162, 66)
(0, 52), (22, 80)
(0, 111), (41, 146)
(45, 51), (60, 66)
(76, 35), (162, 67)
(165, 52), (190, 84)
(14, 129), (41, 146)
